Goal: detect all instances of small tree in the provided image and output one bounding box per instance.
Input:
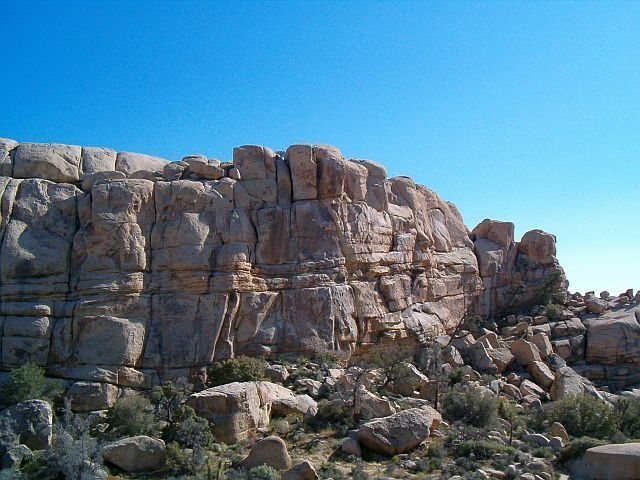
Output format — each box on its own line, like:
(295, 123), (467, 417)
(0, 362), (62, 406)
(498, 397), (518, 445)
(149, 377), (192, 423)
(163, 405), (214, 466)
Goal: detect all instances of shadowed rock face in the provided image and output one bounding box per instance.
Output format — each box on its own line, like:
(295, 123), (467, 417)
(0, 138), (565, 387)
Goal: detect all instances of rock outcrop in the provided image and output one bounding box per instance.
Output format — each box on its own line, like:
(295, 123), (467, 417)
(0, 138), (566, 388)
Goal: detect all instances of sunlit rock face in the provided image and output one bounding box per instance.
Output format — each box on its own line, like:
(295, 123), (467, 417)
(0, 138), (565, 386)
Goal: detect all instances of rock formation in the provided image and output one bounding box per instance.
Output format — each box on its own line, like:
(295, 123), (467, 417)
(0, 138), (566, 389)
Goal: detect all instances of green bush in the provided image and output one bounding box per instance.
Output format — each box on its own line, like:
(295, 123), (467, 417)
(614, 397), (640, 439)
(442, 384), (497, 428)
(455, 440), (515, 460)
(149, 377), (193, 423)
(0, 362), (63, 406)
(163, 405), (214, 452)
(249, 465), (280, 480)
(544, 394), (615, 439)
(106, 395), (157, 438)
(544, 303), (563, 321)
(558, 436), (606, 463)
(208, 356), (267, 387)
(448, 367), (466, 386)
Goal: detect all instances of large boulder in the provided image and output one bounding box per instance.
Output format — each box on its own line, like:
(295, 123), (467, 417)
(282, 460), (319, 480)
(0, 400), (53, 454)
(186, 381), (316, 443)
(101, 435), (166, 473)
(580, 443), (640, 480)
(115, 151), (168, 177)
(13, 142), (82, 183)
(550, 367), (602, 401)
(357, 406), (441, 456)
(67, 381), (120, 411)
(511, 339), (542, 366)
(240, 436), (291, 470)
(584, 306), (640, 365)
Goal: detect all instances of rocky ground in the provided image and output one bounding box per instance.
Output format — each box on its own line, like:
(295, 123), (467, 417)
(0, 289), (638, 479)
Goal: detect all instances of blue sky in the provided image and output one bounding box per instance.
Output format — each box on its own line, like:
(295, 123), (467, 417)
(2, 0), (638, 294)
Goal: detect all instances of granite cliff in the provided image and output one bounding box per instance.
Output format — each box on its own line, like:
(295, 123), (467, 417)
(0, 138), (565, 389)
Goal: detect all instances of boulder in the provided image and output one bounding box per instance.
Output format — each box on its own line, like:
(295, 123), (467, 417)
(531, 333), (554, 358)
(67, 381), (120, 411)
(0, 138), (18, 175)
(186, 381), (316, 443)
(1, 444), (32, 469)
(391, 362), (428, 396)
(549, 367), (601, 401)
(115, 151), (168, 177)
(517, 230), (556, 265)
(357, 406), (441, 456)
(101, 435), (166, 472)
(286, 144), (316, 200)
(522, 433), (550, 447)
(265, 365), (290, 383)
(13, 142), (81, 183)
(586, 297), (608, 315)
(0, 400), (53, 453)
(581, 443), (640, 480)
(528, 361), (555, 390)
(240, 436), (291, 470)
(282, 460), (319, 480)
(511, 339), (542, 366)
(488, 347), (515, 373)
(81, 147), (117, 174)
(81, 170), (127, 192)
(341, 437), (362, 457)
(355, 388), (396, 420)
(550, 422), (569, 445)
(584, 307), (640, 365)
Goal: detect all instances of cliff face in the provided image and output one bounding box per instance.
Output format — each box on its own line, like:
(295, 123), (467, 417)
(0, 139), (565, 387)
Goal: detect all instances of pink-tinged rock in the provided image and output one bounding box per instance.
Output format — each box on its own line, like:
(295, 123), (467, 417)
(511, 339), (542, 366)
(357, 407), (441, 456)
(286, 144), (316, 200)
(518, 229), (556, 265)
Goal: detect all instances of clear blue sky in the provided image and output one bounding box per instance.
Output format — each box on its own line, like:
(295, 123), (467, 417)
(2, 0), (638, 294)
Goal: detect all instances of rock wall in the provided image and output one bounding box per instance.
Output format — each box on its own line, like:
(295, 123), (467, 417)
(0, 138), (565, 387)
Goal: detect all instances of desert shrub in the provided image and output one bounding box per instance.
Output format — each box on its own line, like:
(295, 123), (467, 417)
(163, 405), (214, 458)
(106, 394), (157, 438)
(249, 465), (280, 480)
(0, 362), (63, 406)
(558, 436), (606, 463)
(544, 303), (563, 321)
(614, 396), (640, 439)
(544, 394), (615, 439)
(442, 384), (497, 428)
(448, 367), (466, 386)
(208, 356), (267, 387)
(531, 446), (555, 458)
(149, 377), (193, 422)
(455, 439), (515, 459)
(313, 350), (341, 368)
(39, 399), (106, 480)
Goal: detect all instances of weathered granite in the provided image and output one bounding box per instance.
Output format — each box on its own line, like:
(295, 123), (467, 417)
(0, 138), (565, 386)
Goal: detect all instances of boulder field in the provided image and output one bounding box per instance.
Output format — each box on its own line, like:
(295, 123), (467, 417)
(0, 138), (569, 389)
